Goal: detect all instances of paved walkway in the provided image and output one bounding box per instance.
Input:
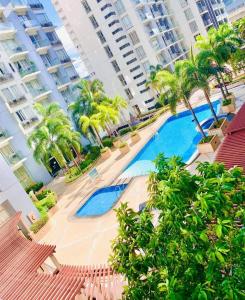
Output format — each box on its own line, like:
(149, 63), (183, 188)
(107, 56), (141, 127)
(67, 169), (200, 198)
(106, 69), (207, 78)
(37, 85), (245, 265)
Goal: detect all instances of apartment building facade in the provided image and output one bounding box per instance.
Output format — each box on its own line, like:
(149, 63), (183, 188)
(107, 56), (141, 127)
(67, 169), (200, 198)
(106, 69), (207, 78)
(0, 0), (80, 189)
(52, 0), (227, 115)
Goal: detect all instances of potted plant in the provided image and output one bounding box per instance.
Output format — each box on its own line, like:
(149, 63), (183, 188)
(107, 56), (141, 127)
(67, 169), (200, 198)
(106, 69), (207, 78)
(100, 147), (111, 159)
(221, 93), (236, 113)
(208, 118), (229, 137)
(113, 137), (122, 148)
(118, 142), (130, 155)
(131, 131), (141, 143)
(197, 135), (220, 154)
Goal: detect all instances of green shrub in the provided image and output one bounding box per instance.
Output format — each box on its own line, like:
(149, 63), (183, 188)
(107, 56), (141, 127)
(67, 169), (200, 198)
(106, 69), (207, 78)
(30, 213), (49, 234)
(102, 136), (114, 148)
(101, 147), (110, 153)
(136, 116), (158, 130)
(199, 135), (213, 144)
(36, 189), (52, 201)
(34, 191), (57, 212)
(85, 146), (100, 161)
(119, 127), (132, 136)
(80, 159), (93, 170)
(222, 98), (232, 106)
(25, 182), (43, 194)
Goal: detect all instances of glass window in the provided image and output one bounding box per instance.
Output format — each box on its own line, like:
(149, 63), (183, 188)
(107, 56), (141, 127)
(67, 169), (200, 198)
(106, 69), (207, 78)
(114, 0), (125, 14)
(121, 15), (133, 30)
(128, 31), (140, 45)
(135, 46), (146, 60)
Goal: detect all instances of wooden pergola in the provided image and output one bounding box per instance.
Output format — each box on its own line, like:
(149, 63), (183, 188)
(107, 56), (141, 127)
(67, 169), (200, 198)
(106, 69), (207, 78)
(0, 213), (124, 299)
(216, 103), (245, 172)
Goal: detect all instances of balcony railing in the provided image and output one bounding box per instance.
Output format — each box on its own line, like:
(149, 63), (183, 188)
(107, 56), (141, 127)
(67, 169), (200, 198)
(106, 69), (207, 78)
(21, 117), (39, 128)
(55, 75), (70, 86)
(28, 1), (44, 9)
(0, 73), (13, 82)
(18, 63), (37, 77)
(8, 95), (27, 107)
(11, 0), (27, 6)
(50, 39), (62, 46)
(70, 74), (79, 81)
(40, 20), (53, 27)
(23, 19), (39, 28)
(8, 44), (26, 55)
(32, 38), (50, 48)
(0, 22), (15, 31)
(6, 151), (24, 166)
(43, 57), (60, 68)
(60, 57), (71, 64)
(28, 86), (47, 97)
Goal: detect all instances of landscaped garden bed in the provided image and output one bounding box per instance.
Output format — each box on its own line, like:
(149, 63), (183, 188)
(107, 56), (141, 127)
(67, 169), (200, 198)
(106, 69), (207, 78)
(197, 135), (220, 154)
(119, 142), (130, 155)
(208, 118), (229, 137)
(130, 131), (141, 143)
(100, 147), (111, 159)
(221, 93), (236, 113)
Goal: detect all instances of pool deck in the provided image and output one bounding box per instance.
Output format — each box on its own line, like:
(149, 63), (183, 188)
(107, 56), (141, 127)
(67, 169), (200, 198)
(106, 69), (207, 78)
(36, 85), (245, 266)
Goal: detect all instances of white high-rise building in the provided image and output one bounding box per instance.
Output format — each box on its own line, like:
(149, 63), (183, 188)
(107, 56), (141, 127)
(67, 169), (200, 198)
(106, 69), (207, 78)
(52, 0), (227, 115)
(0, 0), (80, 189)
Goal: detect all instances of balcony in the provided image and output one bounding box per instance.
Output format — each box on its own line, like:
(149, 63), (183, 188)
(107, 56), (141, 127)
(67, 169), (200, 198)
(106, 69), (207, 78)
(6, 151), (27, 171)
(0, 72), (13, 83)
(8, 44), (29, 61)
(50, 39), (62, 47)
(6, 95), (28, 110)
(0, 23), (16, 40)
(0, 130), (13, 149)
(33, 39), (50, 54)
(11, 0), (29, 15)
(18, 63), (40, 82)
(28, 86), (51, 101)
(40, 20), (54, 29)
(28, 1), (44, 9)
(23, 19), (40, 35)
(55, 75), (70, 92)
(69, 74), (79, 82)
(60, 56), (71, 65)
(44, 58), (61, 73)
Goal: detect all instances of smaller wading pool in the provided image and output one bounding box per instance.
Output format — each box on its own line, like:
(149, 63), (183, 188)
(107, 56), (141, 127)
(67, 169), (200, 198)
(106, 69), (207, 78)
(76, 184), (128, 217)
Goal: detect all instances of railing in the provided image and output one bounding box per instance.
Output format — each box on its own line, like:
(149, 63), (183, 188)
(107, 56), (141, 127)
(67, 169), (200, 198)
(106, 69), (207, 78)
(23, 19), (39, 28)
(50, 39), (62, 46)
(60, 57), (71, 64)
(32, 38), (50, 48)
(18, 63), (37, 77)
(0, 22), (15, 31)
(8, 44), (26, 55)
(40, 20), (53, 27)
(56, 75), (70, 85)
(21, 117), (39, 128)
(8, 95), (27, 107)
(28, 86), (47, 97)
(11, 0), (27, 7)
(0, 73), (13, 82)
(7, 152), (23, 165)
(43, 57), (60, 67)
(28, 1), (43, 9)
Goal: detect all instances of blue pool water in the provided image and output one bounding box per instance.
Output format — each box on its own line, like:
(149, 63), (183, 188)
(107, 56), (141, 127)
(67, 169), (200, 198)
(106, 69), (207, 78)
(121, 100), (221, 177)
(76, 184), (128, 217)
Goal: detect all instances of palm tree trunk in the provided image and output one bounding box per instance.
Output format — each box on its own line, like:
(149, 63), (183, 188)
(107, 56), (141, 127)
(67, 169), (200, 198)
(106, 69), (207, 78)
(184, 96), (205, 138)
(122, 113), (133, 131)
(203, 89), (219, 123)
(218, 69), (229, 95)
(215, 73), (227, 100)
(92, 126), (104, 148)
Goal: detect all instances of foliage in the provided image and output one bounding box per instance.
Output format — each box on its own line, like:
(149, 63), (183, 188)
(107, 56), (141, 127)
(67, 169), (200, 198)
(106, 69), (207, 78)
(36, 189), (52, 201)
(65, 166), (83, 183)
(199, 135), (213, 144)
(118, 142), (128, 148)
(119, 127), (134, 136)
(130, 131), (138, 137)
(25, 182), (43, 194)
(110, 156), (245, 299)
(136, 116), (158, 130)
(222, 98), (232, 106)
(28, 103), (82, 172)
(102, 136), (114, 148)
(34, 191), (57, 212)
(30, 213), (49, 234)
(85, 146), (101, 161)
(101, 147), (110, 153)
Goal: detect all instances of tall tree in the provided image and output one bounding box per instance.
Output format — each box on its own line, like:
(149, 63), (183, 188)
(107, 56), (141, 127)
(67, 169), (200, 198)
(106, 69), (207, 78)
(181, 49), (219, 123)
(152, 61), (206, 137)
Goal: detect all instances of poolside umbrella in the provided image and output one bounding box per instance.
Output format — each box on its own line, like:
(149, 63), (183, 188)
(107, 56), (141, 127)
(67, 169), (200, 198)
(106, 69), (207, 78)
(118, 160), (156, 179)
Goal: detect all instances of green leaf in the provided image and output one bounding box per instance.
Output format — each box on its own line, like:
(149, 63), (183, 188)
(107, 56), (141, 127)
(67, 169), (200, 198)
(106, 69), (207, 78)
(215, 251), (225, 263)
(216, 224), (222, 238)
(200, 231), (209, 243)
(198, 290), (208, 300)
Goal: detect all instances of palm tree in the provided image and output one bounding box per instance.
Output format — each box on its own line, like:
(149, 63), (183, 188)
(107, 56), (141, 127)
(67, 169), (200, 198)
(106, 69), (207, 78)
(181, 49), (219, 123)
(155, 61), (206, 137)
(146, 64), (164, 94)
(79, 114), (104, 148)
(94, 103), (119, 136)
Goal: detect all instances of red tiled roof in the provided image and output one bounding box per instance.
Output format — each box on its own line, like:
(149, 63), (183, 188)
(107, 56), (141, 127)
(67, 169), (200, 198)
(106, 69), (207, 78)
(226, 103), (245, 134)
(216, 104), (245, 171)
(0, 213), (124, 299)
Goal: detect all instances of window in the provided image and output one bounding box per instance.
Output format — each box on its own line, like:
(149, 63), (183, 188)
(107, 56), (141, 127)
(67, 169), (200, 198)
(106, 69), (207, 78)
(184, 8), (194, 21)
(112, 27), (123, 35)
(105, 12), (116, 19)
(104, 45), (113, 58)
(114, 0), (125, 15)
(133, 72), (143, 80)
(97, 31), (106, 44)
(16, 110), (27, 122)
(125, 88), (133, 100)
(129, 65), (140, 72)
(111, 60), (120, 72)
(116, 35), (127, 42)
(137, 80), (147, 87)
(119, 43), (130, 50)
(140, 87), (150, 94)
(108, 20), (120, 27)
(147, 105), (155, 111)
(179, 0), (188, 8)
(145, 97), (154, 104)
(89, 15), (99, 29)
(118, 74), (127, 86)
(189, 21), (198, 33)
(81, 0), (91, 13)
(123, 50), (134, 58)
(142, 61), (151, 73)
(101, 3), (112, 11)
(126, 57), (137, 65)
(121, 15), (133, 30)
(135, 46), (146, 60)
(128, 31), (140, 45)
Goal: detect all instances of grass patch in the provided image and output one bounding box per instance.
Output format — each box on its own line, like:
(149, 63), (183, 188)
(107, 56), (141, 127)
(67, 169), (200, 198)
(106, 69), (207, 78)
(222, 98), (232, 106)
(211, 118), (225, 129)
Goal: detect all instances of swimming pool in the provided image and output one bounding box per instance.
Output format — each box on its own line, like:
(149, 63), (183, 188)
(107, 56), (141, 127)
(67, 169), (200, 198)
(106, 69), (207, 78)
(76, 184), (128, 217)
(120, 100), (220, 178)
